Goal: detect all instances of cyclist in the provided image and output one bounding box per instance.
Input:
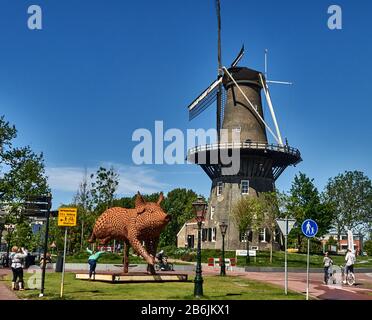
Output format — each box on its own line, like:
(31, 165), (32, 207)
(343, 249), (356, 284)
(156, 250), (166, 270)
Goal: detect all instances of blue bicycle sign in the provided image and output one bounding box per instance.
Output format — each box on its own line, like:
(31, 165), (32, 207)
(301, 219), (318, 238)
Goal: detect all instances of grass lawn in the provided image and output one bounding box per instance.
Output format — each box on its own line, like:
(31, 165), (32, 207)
(8, 272), (304, 300)
(62, 251), (372, 269)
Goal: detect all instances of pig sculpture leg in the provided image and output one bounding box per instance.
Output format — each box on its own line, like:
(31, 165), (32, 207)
(123, 240), (130, 273)
(128, 232), (155, 272)
(145, 237), (159, 274)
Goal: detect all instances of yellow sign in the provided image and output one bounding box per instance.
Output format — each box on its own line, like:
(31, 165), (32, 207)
(58, 208), (77, 227)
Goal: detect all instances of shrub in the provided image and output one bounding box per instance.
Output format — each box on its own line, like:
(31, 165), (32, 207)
(364, 240), (372, 256)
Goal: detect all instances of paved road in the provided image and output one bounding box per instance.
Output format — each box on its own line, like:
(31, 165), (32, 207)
(0, 269), (19, 300)
(203, 267), (372, 300)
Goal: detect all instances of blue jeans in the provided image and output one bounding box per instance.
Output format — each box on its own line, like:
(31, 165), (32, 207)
(88, 259), (97, 277)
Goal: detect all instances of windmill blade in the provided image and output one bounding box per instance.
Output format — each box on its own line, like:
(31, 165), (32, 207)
(188, 77), (222, 120)
(259, 73), (284, 146)
(231, 45), (245, 67)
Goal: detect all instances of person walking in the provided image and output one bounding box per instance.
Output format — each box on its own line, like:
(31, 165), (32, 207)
(9, 246), (28, 291)
(323, 252), (333, 284)
(86, 247), (107, 279)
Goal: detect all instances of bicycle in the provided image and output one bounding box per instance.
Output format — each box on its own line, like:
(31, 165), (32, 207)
(340, 264), (355, 286)
(155, 256), (174, 271)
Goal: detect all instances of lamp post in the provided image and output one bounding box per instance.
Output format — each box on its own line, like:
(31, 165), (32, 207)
(219, 221), (228, 276)
(5, 224), (15, 268)
(192, 196), (207, 298)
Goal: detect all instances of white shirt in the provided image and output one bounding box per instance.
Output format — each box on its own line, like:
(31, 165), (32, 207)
(345, 251), (356, 266)
(10, 249), (28, 269)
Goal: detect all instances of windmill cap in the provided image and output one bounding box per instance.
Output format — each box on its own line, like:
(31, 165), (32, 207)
(222, 66), (263, 89)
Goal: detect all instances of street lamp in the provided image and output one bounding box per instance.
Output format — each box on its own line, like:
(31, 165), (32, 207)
(4, 224), (15, 268)
(192, 196), (207, 298)
(219, 221), (228, 276)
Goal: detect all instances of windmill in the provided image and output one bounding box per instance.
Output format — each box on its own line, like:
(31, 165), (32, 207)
(184, 0), (302, 250)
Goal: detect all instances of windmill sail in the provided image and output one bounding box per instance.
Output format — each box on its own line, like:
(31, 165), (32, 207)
(188, 77), (222, 120)
(231, 45), (245, 67)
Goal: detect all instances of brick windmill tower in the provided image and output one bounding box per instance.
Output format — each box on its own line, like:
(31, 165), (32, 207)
(185, 1), (302, 250)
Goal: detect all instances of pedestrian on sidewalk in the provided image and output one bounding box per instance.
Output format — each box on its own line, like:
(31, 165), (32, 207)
(323, 252), (333, 284)
(86, 247), (107, 279)
(9, 246), (28, 291)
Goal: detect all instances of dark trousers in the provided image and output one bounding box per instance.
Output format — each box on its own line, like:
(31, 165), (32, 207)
(88, 259), (97, 277)
(11, 267), (24, 284)
(324, 266), (330, 283)
(345, 265), (354, 274)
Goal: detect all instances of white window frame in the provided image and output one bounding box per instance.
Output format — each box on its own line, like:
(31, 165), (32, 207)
(211, 228), (216, 242)
(210, 206), (215, 220)
(217, 182), (223, 196)
(259, 228), (266, 243)
(241, 180), (249, 195)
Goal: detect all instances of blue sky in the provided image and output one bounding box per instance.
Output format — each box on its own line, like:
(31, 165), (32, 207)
(1, 0), (371, 209)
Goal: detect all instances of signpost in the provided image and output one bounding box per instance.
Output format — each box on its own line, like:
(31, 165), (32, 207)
(276, 218), (296, 295)
(301, 219), (318, 300)
(24, 194), (52, 298)
(58, 207), (77, 298)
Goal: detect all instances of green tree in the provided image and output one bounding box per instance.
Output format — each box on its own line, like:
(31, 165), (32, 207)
(90, 166), (119, 213)
(160, 188), (198, 247)
(232, 196), (263, 264)
(323, 171), (372, 249)
(364, 240), (372, 256)
(0, 115), (49, 250)
(258, 192), (282, 263)
(286, 173), (334, 252)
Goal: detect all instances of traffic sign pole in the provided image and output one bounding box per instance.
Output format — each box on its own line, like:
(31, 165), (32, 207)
(301, 219), (318, 301)
(39, 207), (50, 297)
(306, 238), (310, 300)
(60, 227), (68, 298)
(285, 218), (288, 295)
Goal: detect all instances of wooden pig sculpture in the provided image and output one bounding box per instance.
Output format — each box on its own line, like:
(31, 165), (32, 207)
(88, 192), (171, 274)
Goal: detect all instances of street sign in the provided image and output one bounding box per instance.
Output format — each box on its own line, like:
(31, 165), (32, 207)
(58, 208), (77, 227)
(301, 219), (318, 238)
(301, 219), (318, 300)
(276, 218), (296, 236)
(236, 250), (256, 257)
(26, 195), (52, 204)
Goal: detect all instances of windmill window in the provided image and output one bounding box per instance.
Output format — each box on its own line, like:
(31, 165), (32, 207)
(211, 228), (216, 242)
(210, 206), (215, 220)
(217, 182), (223, 196)
(241, 180), (249, 195)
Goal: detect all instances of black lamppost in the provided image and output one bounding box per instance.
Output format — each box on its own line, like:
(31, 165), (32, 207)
(192, 196), (207, 298)
(5, 224), (15, 268)
(219, 221), (228, 276)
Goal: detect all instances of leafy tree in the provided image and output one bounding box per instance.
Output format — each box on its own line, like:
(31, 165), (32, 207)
(0, 115), (49, 250)
(258, 192), (282, 263)
(286, 173), (334, 252)
(364, 240), (372, 256)
(160, 188), (198, 247)
(323, 171), (372, 249)
(90, 166), (119, 213)
(232, 196), (262, 264)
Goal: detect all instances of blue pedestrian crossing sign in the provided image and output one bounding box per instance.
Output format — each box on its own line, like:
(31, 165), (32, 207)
(301, 219), (318, 238)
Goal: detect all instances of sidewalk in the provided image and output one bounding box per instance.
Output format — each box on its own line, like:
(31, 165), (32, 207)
(0, 269), (19, 300)
(202, 266), (372, 300)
